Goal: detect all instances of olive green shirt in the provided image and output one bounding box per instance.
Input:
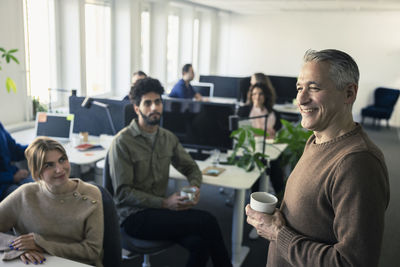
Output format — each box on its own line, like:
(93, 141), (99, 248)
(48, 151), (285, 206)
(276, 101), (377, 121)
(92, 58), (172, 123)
(108, 119), (202, 225)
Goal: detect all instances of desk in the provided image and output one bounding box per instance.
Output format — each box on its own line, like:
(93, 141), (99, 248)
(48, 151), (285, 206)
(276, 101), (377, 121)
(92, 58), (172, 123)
(190, 143), (285, 266)
(0, 254), (91, 267)
(11, 128), (107, 166)
(170, 156), (258, 267)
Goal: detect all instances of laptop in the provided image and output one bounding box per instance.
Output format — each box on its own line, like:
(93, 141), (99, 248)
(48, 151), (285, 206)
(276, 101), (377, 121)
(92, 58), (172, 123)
(35, 112), (74, 143)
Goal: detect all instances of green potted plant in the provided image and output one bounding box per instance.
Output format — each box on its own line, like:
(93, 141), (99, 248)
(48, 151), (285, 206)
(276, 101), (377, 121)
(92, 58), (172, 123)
(0, 47), (19, 93)
(32, 96), (48, 119)
(227, 125), (269, 172)
(274, 119), (313, 171)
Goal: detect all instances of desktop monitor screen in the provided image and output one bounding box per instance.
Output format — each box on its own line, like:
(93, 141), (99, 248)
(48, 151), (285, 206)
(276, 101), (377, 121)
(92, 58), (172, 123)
(192, 82), (214, 97)
(199, 75), (242, 99)
(269, 75), (298, 104)
(35, 112), (74, 142)
(162, 99), (235, 151)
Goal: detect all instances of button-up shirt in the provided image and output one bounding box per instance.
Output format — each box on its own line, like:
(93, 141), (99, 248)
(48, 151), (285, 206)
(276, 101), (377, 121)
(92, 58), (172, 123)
(108, 119), (202, 224)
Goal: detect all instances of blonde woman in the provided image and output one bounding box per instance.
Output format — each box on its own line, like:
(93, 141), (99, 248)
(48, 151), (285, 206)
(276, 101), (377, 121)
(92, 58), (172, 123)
(0, 137), (103, 266)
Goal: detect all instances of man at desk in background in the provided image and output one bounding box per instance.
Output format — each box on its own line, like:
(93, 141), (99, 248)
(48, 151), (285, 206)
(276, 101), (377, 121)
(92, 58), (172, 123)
(123, 70), (147, 101)
(169, 63), (202, 101)
(108, 77), (232, 267)
(246, 49), (390, 267)
(0, 122), (33, 201)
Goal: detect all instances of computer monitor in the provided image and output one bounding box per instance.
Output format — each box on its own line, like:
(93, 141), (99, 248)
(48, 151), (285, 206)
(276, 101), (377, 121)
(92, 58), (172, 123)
(35, 112), (74, 142)
(191, 82), (214, 97)
(269, 75), (298, 104)
(162, 98), (235, 152)
(199, 75), (242, 99)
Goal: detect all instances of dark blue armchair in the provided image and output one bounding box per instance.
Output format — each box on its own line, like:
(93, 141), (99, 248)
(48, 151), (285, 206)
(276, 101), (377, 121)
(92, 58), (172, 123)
(361, 87), (399, 127)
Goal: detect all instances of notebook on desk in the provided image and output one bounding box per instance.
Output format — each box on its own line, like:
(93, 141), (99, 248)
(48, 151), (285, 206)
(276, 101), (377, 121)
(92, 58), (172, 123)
(35, 112), (74, 143)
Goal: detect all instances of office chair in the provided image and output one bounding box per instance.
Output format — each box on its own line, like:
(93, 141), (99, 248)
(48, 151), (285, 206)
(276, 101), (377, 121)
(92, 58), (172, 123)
(102, 155), (174, 267)
(361, 87), (400, 127)
(94, 184), (122, 267)
(124, 103), (137, 127)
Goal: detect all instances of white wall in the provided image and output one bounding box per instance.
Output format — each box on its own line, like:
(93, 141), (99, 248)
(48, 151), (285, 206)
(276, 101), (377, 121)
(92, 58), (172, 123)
(0, 0), (29, 125)
(217, 11), (400, 126)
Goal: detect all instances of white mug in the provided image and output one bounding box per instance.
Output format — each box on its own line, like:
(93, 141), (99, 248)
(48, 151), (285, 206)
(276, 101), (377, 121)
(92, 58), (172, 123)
(250, 192), (278, 214)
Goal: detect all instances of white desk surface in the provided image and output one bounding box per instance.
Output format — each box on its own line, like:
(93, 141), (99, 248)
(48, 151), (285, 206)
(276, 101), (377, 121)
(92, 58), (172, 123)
(171, 157), (259, 190)
(11, 128), (107, 166)
(0, 254), (91, 267)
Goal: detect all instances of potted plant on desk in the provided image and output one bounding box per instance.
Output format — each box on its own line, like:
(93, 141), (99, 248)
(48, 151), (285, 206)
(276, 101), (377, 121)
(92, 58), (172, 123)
(227, 125), (269, 172)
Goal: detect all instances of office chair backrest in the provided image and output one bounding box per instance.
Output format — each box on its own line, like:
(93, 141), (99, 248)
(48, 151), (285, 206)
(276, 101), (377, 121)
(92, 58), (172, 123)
(124, 103), (137, 127)
(103, 154), (115, 197)
(94, 184), (122, 267)
(375, 87), (400, 108)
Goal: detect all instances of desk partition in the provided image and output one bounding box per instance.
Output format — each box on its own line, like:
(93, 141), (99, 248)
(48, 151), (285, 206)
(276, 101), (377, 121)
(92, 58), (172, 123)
(69, 96), (130, 136)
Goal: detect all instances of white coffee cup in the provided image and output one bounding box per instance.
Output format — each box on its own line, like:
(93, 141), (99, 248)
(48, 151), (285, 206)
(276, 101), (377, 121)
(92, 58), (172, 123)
(250, 192), (278, 214)
(180, 186), (197, 202)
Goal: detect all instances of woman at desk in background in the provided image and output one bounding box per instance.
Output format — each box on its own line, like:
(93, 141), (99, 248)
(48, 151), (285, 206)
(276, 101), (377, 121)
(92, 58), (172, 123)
(0, 137), (104, 266)
(238, 82), (281, 138)
(242, 72), (277, 105)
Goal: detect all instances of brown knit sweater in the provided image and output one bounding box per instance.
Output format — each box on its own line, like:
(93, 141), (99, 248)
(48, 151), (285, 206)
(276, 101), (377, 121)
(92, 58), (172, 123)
(267, 125), (390, 267)
(0, 179), (104, 266)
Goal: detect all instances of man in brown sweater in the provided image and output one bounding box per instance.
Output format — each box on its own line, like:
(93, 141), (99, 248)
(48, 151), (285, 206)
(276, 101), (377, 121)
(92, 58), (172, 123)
(246, 49), (390, 267)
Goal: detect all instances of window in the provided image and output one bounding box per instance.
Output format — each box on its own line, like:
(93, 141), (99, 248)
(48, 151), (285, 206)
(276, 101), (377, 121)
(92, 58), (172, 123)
(140, 10), (150, 74)
(192, 18), (200, 79)
(24, 0), (57, 105)
(166, 14), (179, 86)
(84, 1), (111, 96)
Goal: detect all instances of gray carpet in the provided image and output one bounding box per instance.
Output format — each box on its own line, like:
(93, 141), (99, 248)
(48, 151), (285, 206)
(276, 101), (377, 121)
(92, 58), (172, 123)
(121, 126), (400, 267)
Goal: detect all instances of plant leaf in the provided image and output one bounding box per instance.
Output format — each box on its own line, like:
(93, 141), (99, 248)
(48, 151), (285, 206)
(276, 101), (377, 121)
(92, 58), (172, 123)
(8, 49), (18, 54)
(9, 55), (19, 64)
(6, 77), (17, 93)
(237, 130), (246, 147)
(0, 47), (6, 52)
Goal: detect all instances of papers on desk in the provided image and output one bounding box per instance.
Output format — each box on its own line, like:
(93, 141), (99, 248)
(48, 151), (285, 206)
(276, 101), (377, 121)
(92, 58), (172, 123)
(202, 166), (226, 176)
(75, 144), (104, 151)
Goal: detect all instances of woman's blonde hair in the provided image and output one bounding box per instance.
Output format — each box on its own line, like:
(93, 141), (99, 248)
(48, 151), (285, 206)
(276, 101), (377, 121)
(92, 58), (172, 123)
(24, 137), (68, 181)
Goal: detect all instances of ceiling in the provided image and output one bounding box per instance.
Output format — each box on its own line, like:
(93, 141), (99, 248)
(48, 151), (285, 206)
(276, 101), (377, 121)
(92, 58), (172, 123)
(184, 0), (400, 15)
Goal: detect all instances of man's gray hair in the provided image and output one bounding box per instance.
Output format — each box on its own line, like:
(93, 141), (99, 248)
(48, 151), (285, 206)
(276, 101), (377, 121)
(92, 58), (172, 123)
(303, 49), (359, 90)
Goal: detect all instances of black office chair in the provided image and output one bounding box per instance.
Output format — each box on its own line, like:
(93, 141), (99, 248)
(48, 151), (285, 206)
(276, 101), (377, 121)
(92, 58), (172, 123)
(124, 103), (137, 127)
(102, 155), (173, 267)
(94, 184), (122, 267)
(361, 87), (400, 127)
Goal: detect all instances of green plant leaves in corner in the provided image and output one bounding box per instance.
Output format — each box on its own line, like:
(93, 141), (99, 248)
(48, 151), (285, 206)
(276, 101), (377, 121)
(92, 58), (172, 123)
(6, 77), (17, 93)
